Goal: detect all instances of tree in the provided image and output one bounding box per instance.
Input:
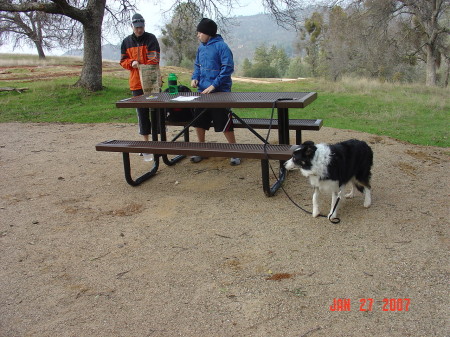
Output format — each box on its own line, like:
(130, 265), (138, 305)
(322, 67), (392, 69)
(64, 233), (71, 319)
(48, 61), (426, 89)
(243, 44), (290, 77)
(254, 44), (271, 66)
(0, 8), (81, 59)
(261, 0), (449, 85)
(241, 58), (253, 76)
(286, 56), (311, 78)
(160, 3), (201, 67)
(0, 0), (249, 91)
(320, 4), (408, 81)
(302, 11), (324, 77)
(0, 0), (134, 91)
(357, 0), (450, 85)
(270, 47), (290, 77)
(251, 63), (279, 77)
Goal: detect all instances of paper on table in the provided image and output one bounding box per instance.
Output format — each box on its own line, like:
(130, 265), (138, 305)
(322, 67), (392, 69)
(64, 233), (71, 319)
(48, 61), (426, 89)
(170, 96), (199, 101)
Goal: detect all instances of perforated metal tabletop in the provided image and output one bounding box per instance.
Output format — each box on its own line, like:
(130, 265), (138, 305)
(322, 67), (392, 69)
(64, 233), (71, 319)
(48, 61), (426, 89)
(116, 91), (317, 109)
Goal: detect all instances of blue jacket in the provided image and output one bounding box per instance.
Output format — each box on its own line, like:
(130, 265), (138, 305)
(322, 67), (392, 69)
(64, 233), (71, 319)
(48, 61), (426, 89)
(192, 35), (234, 92)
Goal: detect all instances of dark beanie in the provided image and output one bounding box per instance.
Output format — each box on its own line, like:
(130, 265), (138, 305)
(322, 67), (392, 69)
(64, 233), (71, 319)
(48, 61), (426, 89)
(196, 18), (217, 36)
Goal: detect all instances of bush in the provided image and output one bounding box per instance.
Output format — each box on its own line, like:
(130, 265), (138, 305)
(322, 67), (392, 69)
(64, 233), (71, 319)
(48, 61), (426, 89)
(247, 63), (279, 78)
(180, 58), (194, 70)
(286, 57), (312, 78)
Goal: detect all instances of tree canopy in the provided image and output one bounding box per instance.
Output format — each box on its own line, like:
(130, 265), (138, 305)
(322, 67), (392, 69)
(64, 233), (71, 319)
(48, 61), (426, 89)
(160, 2), (201, 68)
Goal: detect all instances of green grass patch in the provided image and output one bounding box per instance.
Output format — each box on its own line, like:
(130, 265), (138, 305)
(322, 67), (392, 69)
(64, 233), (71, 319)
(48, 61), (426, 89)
(1, 61), (448, 147)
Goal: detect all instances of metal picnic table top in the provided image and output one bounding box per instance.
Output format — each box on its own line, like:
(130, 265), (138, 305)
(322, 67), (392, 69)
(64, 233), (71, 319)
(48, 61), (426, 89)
(116, 91), (317, 109)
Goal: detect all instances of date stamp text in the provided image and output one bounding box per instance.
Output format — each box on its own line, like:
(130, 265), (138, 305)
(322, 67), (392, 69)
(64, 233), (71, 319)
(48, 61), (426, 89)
(329, 298), (411, 311)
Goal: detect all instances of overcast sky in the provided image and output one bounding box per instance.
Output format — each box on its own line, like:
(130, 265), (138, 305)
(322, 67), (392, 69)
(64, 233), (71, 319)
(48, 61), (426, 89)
(2, 0), (265, 56)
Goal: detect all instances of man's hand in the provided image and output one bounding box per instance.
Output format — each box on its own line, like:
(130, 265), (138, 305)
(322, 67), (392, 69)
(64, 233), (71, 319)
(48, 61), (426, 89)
(201, 85), (215, 94)
(132, 60), (139, 68)
(191, 79), (198, 88)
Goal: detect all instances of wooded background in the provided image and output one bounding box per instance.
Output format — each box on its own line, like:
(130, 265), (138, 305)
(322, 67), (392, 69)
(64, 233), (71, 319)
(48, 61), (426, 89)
(1, 0), (449, 90)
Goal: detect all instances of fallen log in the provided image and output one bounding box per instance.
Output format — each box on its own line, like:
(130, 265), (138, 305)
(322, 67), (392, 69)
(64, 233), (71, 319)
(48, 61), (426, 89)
(0, 87), (29, 93)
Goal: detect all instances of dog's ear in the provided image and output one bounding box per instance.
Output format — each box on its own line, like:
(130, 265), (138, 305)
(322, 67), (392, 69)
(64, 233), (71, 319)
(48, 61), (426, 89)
(290, 145), (301, 154)
(303, 142), (316, 157)
(302, 140), (315, 146)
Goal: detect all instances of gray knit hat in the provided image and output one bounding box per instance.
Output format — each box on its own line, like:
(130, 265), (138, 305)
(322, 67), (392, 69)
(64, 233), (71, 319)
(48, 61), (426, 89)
(132, 13), (145, 27)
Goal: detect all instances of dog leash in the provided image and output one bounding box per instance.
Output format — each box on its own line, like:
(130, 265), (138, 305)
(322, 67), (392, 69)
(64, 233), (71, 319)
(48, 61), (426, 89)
(327, 191), (341, 224)
(264, 99), (341, 224)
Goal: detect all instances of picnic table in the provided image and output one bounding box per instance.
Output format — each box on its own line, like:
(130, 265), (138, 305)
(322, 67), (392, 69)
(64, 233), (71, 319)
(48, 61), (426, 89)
(96, 91), (318, 196)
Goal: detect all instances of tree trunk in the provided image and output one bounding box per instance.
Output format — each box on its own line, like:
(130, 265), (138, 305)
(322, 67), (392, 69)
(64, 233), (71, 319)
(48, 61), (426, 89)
(0, 0), (109, 91)
(444, 58), (449, 88)
(75, 22), (103, 91)
(425, 44), (438, 86)
(74, 1), (105, 91)
(34, 40), (46, 59)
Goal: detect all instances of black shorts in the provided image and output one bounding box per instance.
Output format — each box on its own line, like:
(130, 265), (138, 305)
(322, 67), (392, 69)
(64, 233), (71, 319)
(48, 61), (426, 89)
(192, 108), (234, 132)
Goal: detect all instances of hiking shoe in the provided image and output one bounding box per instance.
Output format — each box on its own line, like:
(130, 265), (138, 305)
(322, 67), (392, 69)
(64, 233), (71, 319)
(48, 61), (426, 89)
(143, 153), (154, 162)
(230, 157), (241, 166)
(190, 156), (204, 163)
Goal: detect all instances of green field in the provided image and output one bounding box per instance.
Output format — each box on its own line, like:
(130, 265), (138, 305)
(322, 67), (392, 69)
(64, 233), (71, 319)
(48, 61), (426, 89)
(1, 55), (448, 147)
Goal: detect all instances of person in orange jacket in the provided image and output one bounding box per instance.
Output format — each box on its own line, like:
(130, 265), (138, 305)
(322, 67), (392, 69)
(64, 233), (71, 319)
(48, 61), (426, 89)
(120, 13), (160, 143)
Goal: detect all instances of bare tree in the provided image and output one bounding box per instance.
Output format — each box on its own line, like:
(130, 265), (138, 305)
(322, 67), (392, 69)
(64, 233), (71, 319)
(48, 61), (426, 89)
(160, 2), (201, 67)
(359, 0), (450, 86)
(0, 7), (81, 59)
(0, 0), (246, 91)
(261, 0), (344, 29)
(0, 0), (134, 91)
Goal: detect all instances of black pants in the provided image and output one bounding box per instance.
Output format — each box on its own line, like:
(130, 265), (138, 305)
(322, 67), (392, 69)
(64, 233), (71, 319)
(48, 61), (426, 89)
(132, 89), (152, 135)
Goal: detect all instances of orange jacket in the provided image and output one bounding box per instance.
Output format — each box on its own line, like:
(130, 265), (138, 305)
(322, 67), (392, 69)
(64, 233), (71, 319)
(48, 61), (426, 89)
(120, 32), (160, 91)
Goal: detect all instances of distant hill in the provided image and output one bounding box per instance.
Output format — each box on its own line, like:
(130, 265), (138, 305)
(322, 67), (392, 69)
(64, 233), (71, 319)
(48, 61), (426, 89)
(63, 43), (120, 62)
(225, 14), (298, 63)
(63, 13), (306, 65)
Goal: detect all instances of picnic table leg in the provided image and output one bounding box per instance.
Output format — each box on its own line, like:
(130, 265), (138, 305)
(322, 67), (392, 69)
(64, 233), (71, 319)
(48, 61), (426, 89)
(259, 106), (290, 196)
(169, 108), (208, 143)
(122, 152), (159, 186)
(261, 159), (287, 197)
(296, 130), (302, 145)
(231, 112), (267, 144)
(277, 107), (290, 145)
(156, 108), (185, 166)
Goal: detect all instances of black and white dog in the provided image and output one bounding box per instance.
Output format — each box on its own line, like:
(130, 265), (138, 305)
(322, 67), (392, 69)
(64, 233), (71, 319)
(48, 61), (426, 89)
(285, 139), (373, 220)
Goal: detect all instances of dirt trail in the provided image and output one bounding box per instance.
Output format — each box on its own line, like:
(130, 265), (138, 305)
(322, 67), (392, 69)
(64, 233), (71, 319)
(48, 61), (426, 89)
(0, 122), (448, 336)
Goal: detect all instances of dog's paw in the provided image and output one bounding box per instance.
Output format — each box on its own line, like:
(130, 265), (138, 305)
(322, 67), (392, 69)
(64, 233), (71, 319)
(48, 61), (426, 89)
(364, 194), (371, 208)
(312, 210), (320, 217)
(345, 185), (354, 199)
(363, 190), (371, 208)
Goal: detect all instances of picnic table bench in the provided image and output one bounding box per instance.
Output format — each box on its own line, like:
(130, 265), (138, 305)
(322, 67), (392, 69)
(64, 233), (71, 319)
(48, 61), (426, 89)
(165, 117), (323, 144)
(96, 92), (319, 196)
(96, 140), (294, 196)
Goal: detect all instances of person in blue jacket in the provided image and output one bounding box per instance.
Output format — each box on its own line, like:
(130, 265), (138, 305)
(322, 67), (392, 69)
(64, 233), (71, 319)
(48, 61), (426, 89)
(190, 18), (240, 166)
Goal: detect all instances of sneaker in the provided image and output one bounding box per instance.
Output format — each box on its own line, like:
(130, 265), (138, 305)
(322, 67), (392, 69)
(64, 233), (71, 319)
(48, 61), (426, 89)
(190, 156), (204, 163)
(230, 157), (241, 166)
(143, 153), (154, 162)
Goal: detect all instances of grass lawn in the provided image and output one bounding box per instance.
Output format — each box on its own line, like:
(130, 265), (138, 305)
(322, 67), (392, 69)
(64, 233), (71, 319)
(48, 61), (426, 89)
(1, 55), (448, 147)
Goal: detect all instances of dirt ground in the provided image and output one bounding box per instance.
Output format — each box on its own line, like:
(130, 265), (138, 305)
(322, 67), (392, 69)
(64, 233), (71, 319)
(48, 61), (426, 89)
(0, 122), (448, 337)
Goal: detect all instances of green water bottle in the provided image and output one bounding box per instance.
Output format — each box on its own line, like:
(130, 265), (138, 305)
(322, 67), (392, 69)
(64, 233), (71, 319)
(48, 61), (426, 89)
(168, 73), (178, 94)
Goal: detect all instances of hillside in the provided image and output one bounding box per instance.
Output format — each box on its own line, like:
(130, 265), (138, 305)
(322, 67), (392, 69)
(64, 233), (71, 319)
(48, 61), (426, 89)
(63, 13), (300, 64)
(224, 14), (298, 62)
